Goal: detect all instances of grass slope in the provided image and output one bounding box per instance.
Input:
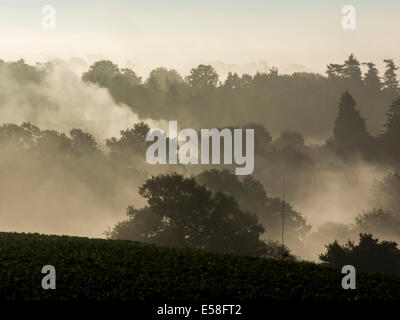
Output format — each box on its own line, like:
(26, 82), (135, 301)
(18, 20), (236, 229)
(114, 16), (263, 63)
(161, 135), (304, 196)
(0, 232), (399, 300)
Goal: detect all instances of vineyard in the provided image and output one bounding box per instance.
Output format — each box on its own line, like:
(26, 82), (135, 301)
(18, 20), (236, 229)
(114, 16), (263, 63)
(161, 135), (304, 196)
(1, 232), (399, 300)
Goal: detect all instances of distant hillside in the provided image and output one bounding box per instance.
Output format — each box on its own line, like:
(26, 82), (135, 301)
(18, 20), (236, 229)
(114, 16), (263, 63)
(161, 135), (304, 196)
(1, 232), (399, 300)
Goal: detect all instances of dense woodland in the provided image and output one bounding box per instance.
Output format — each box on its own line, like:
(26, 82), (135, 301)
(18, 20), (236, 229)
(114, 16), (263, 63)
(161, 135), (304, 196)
(1, 55), (400, 273)
(81, 54), (399, 139)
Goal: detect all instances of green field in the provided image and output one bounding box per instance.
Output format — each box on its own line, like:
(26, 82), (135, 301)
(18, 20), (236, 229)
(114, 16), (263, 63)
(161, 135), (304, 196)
(0, 232), (399, 300)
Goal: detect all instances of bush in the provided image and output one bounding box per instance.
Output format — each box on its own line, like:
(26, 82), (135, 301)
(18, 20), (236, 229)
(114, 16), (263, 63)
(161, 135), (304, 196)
(320, 233), (400, 275)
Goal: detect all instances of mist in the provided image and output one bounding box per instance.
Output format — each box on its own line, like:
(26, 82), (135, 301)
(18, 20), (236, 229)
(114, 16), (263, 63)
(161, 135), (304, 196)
(0, 58), (399, 264)
(0, 61), (167, 143)
(292, 159), (389, 261)
(0, 60), (168, 238)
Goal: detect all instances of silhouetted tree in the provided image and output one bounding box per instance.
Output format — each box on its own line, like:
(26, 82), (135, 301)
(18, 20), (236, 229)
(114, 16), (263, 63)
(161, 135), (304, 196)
(185, 64), (219, 89)
(70, 128), (99, 157)
(380, 98), (400, 162)
(320, 233), (400, 275)
(363, 62), (381, 92)
(383, 59), (399, 92)
(145, 67), (183, 91)
(119, 68), (142, 86)
(79, 56), (395, 139)
(7, 59), (45, 83)
(35, 130), (72, 158)
(223, 72), (242, 89)
(242, 123), (272, 155)
(331, 91), (373, 157)
(273, 130), (305, 151)
(382, 97), (400, 138)
(0, 122), (39, 152)
(196, 169), (310, 250)
(108, 173), (276, 257)
(268, 66), (279, 77)
(106, 122), (150, 165)
(82, 60), (120, 88)
(326, 63), (344, 79)
(342, 54), (362, 82)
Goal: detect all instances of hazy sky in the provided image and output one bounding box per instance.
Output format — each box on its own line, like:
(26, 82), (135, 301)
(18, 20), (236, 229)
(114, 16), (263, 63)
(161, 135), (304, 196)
(0, 0), (399, 76)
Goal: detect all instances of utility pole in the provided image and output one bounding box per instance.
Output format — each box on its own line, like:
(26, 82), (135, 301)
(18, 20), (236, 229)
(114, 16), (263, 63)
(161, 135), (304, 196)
(281, 180), (285, 258)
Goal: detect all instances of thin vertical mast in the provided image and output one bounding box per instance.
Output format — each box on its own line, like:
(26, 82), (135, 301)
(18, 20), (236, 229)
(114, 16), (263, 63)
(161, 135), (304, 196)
(282, 180), (285, 258)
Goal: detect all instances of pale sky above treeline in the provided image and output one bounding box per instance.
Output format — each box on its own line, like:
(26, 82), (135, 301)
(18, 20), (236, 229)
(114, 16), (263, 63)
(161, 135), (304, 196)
(0, 0), (399, 77)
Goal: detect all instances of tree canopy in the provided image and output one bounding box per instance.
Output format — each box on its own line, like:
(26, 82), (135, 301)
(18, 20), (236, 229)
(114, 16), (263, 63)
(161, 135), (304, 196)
(320, 233), (400, 275)
(107, 173), (291, 258)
